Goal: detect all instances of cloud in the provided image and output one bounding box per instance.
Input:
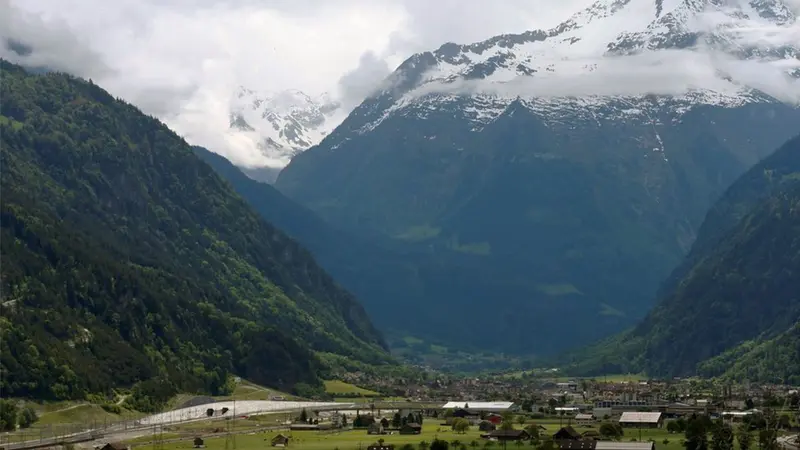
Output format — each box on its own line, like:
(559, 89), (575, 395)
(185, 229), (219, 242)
(337, 52), (393, 109)
(0, 0), (110, 76)
(405, 2), (800, 106)
(1, 0), (797, 168)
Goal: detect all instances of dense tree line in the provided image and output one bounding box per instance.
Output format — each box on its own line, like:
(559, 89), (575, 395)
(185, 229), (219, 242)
(0, 60), (389, 407)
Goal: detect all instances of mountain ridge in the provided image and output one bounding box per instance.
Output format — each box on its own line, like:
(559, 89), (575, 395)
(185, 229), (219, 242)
(227, 86), (344, 182)
(558, 133), (800, 382)
(0, 60), (388, 405)
(275, 0), (800, 356)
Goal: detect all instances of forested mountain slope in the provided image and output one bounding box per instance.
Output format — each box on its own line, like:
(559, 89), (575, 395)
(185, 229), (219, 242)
(561, 134), (800, 383)
(0, 61), (389, 405)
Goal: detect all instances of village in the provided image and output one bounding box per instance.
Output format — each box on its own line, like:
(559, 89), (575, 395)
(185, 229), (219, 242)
(81, 374), (800, 450)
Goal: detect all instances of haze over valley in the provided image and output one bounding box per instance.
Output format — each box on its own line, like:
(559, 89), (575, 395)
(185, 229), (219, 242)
(1, 1), (799, 448)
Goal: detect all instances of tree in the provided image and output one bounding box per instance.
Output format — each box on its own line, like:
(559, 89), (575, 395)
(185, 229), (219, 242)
(431, 439), (449, 450)
(0, 400), (18, 432)
(419, 441), (430, 450)
(516, 415), (527, 425)
(381, 417), (390, 428)
(524, 425), (541, 442)
(393, 412), (403, 428)
(501, 412), (515, 431)
(453, 418), (470, 434)
(684, 415), (708, 450)
(206, 408), (214, 417)
(758, 429), (778, 450)
(667, 421), (681, 434)
(341, 414), (348, 427)
(599, 423), (620, 440)
(710, 421), (733, 450)
(300, 408), (308, 423)
(735, 425), (752, 450)
(18, 407), (38, 429)
(409, 413), (417, 424)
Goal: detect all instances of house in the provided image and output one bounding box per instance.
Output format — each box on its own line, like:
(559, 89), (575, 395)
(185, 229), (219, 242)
(400, 423), (422, 435)
(442, 402), (515, 413)
(368, 422), (386, 435)
(487, 414), (503, 425)
(483, 430), (531, 442)
(271, 434), (290, 447)
(553, 426), (582, 441)
(575, 414), (595, 425)
(556, 441), (655, 450)
(478, 421), (497, 432)
(193, 437), (205, 448)
(618, 412), (663, 428)
(581, 431), (601, 440)
(556, 440), (598, 450)
(595, 442), (655, 450)
(100, 443), (129, 450)
(450, 408), (482, 425)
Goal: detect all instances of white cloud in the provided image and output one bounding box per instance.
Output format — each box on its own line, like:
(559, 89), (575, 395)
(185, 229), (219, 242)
(1, 0), (798, 168)
(1, 0), (585, 167)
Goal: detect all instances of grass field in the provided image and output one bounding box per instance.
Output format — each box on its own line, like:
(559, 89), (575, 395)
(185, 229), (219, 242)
(323, 380), (380, 397)
(130, 416), (695, 450)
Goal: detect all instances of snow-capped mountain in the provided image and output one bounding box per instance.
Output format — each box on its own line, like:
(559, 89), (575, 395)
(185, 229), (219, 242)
(336, 0), (797, 137)
(275, 0), (800, 355)
(227, 87), (344, 180)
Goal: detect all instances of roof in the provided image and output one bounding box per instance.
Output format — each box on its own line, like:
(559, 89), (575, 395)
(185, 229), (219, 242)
(443, 401), (515, 410)
(619, 412), (662, 423)
(554, 426), (582, 439)
(488, 430), (530, 438)
(556, 440), (597, 450)
(556, 441), (656, 450)
(103, 443), (127, 450)
(595, 442), (655, 450)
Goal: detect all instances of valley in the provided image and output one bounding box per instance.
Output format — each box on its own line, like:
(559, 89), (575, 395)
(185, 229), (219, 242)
(1, 0), (800, 448)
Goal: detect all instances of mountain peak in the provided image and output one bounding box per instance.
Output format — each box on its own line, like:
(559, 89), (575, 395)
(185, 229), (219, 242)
(227, 86), (344, 174)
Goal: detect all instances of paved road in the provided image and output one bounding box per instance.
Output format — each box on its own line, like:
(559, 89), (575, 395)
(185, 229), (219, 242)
(779, 435), (799, 450)
(4, 401), (355, 450)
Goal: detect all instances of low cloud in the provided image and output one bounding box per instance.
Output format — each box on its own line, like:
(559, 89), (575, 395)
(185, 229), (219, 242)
(408, 4), (800, 106)
(1, 0), (797, 169)
(337, 51), (393, 110)
(0, 0), (110, 77)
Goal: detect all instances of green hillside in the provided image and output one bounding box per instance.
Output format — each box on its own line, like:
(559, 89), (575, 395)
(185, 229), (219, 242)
(560, 133), (800, 382)
(0, 61), (389, 408)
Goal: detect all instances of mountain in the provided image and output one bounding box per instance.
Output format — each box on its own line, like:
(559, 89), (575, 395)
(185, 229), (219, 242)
(0, 61), (389, 407)
(228, 87), (344, 183)
(192, 146), (454, 358)
(560, 133), (800, 383)
(275, 0), (800, 355)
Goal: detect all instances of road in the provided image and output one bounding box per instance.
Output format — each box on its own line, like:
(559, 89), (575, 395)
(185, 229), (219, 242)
(779, 435), (799, 450)
(3, 401), (354, 450)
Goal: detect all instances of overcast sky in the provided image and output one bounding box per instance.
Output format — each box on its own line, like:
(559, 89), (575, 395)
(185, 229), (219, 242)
(1, 0), (586, 106)
(2, 0), (798, 168)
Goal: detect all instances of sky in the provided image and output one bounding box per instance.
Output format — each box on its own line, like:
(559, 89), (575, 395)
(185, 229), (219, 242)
(1, 0), (799, 168)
